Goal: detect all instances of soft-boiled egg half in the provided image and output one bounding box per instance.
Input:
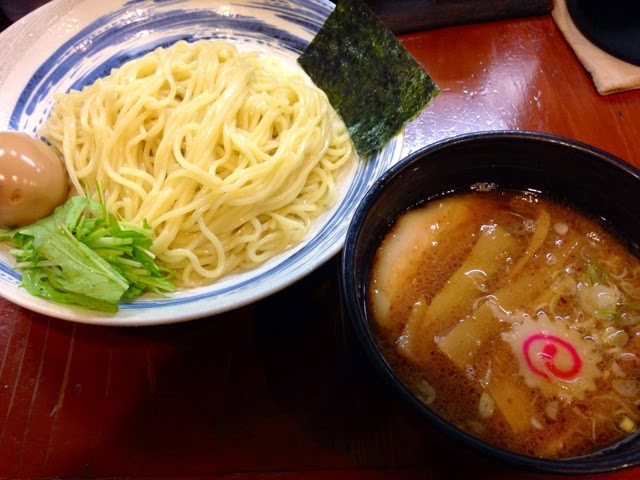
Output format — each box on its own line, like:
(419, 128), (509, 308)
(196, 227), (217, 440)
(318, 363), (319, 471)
(0, 131), (68, 228)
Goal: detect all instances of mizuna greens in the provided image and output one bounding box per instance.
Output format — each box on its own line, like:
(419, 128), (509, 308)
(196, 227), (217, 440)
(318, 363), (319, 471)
(0, 188), (174, 312)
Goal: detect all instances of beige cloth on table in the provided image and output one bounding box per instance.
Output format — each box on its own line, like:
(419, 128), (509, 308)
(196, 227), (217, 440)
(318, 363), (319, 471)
(552, 0), (640, 95)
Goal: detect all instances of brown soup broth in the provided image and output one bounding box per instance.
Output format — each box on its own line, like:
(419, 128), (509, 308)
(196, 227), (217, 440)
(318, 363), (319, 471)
(369, 190), (640, 458)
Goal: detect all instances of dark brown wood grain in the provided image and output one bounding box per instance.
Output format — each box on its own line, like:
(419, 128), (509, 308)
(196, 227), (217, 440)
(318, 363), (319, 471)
(1, 10), (640, 480)
(365, 0), (553, 33)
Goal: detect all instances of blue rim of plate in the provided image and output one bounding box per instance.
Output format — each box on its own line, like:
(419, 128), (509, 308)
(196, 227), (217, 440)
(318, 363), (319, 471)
(0, 0), (404, 325)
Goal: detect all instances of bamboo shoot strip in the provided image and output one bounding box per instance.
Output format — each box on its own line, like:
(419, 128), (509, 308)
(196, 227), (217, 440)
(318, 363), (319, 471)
(507, 208), (551, 279)
(399, 225), (519, 364)
(486, 343), (538, 433)
(397, 298), (428, 352)
(438, 238), (580, 369)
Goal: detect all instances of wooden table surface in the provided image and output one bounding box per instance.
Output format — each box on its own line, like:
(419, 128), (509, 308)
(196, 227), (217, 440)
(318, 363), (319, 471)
(2, 7), (640, 480)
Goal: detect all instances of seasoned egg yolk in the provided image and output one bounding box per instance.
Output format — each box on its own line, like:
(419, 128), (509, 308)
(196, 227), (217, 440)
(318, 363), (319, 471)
(0, 131), (68, 228)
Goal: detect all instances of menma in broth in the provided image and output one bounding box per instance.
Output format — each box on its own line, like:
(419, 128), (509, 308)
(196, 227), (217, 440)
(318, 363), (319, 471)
(369, 190), (640, 458)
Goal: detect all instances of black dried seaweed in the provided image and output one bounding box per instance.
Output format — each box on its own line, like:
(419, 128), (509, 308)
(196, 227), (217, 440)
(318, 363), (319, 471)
(298, 0), (439, 156)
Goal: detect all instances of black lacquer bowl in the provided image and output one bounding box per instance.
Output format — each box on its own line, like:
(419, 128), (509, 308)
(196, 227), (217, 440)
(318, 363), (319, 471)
(340, 131), (640, 475)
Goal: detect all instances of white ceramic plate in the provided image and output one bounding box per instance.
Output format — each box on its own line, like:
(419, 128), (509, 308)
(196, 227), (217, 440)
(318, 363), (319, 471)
(0, 0), (404, 326)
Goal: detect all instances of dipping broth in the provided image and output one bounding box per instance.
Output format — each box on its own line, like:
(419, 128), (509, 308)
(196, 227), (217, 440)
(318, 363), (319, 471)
(369, 190), (640, 458)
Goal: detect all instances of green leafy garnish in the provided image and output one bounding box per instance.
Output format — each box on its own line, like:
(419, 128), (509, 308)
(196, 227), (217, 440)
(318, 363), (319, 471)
(584, 259), (610, 286)
(297, 0), (439, 156)
(0, 189), (174, 313)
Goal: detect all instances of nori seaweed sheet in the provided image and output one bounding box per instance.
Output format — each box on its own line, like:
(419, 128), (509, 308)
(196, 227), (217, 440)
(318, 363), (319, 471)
(298, 0), (439, 156)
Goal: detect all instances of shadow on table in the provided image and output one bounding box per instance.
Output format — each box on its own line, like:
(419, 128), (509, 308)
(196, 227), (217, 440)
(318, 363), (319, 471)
(13, 257), (512, 479)
(99, 258), (508, 477)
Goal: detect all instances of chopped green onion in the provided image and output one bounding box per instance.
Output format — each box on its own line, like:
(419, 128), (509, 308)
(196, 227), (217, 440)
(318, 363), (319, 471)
(619, 416), (636, 433)
(478, 391), (495, 419)
(585, 259), (610, 286)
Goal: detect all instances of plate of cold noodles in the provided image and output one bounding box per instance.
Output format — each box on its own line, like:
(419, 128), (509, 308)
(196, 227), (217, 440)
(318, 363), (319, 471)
(0, 0), (404, 325)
